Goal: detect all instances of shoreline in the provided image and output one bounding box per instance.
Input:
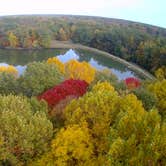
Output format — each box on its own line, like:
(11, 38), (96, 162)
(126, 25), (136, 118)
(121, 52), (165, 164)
(1, 41), (155, 80)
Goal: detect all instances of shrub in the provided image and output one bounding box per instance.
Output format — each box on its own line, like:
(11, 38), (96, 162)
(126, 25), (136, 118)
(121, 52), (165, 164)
(0, 95), (53, 165)
(39, 79), (89, 107)
(18, 62), (63, 97)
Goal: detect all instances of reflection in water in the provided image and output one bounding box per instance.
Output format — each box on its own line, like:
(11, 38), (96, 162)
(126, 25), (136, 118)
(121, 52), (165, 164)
(0, 48), (142, 80)
(15, 65), (27, 76)
(57, 49), (79, 63)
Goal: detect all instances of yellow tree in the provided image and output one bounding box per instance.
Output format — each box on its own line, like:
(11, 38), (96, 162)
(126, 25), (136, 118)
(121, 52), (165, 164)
(109, 94), (166, 165)
(65, 60), (96, 84)
(64, 82), (119, 164)
(47, 57), (65, 74)
(31, 123), (95, 166)
(0, 65), (18, 77)
(8, 32), (19, 48)
(59, 28), (68, 41)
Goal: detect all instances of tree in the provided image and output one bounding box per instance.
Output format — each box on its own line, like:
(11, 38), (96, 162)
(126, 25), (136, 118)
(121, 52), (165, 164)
(18, 62), (63, 97)
(109, 94), (166, 165)
(148, 79), (166, 118)
(64, 82), (119, 164)
(58, 28), (68, 41)
(31, 123), (95, 166)
(47, 57), (65, 74)
(0, 95), (53, 165)
(8, 32), (19, 48)
(65, 60), (96, 84)
(0, 65), (18, 77)
(0, 72), (18, 95)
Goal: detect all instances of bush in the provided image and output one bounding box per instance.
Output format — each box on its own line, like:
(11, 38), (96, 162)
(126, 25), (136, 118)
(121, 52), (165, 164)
(18, 62), (63, 97)
(0, 95), (53, 165)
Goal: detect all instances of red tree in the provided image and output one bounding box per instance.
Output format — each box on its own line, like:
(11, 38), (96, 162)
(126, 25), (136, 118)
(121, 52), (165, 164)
(38, 79), (89, 107)
(124, 77), (141, 89)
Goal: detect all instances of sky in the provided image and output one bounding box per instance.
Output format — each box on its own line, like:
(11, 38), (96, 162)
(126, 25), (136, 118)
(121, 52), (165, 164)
(0, 0), (165, 28)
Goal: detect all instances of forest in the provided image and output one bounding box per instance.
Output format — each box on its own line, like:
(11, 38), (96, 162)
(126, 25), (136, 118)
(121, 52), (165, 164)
(0, 15), (166, 165)
(0, 15), (166, 73)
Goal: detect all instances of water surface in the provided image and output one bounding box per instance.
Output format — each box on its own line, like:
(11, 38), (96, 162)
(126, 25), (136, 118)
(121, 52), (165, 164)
(0, 48), (145, 80)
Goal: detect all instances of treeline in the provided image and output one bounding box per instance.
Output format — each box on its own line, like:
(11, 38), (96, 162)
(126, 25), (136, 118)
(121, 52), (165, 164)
(0, 15), (166, 72)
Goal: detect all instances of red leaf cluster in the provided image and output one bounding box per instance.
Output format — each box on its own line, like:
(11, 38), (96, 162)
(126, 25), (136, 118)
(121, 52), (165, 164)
(38, 79), (89, 107)
(124, 77), (141, 89)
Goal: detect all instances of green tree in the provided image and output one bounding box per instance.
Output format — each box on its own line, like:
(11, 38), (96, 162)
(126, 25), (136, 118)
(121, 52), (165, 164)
(18, 62), (63, 97)
(0, 72), (18, 95)
(0, 95), (53, 165)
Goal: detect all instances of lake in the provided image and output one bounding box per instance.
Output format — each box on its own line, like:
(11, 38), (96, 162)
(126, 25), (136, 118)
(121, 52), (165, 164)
(0, 48), (146, 80)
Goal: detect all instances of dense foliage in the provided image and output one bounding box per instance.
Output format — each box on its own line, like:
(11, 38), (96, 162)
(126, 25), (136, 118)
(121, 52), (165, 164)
(0, 65), (18, 76)
(0, 15), (165, 73)
(0, 57), (165, 165)
(39, 79), (89, 107)
(18, 62), (63, 97)
(0, 95), (53, 165)
(64, 60), (96, 83)
(47, 57), (96, 83)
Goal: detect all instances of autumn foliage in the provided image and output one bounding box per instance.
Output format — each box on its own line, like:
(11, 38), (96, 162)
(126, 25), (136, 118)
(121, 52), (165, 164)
(47, 58), (96, 84)
(65, 60), (96, 84)
(38, 79), (89, 107)
(124, 77), (141, 89)
(0, 65), (18, 77)
(47, 57), (65, 74)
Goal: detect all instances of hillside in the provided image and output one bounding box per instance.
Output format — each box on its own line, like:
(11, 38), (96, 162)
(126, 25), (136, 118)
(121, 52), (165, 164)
(0, 15), (166, 73)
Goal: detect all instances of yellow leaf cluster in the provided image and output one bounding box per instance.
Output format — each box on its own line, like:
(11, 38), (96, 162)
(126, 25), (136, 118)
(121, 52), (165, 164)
(109, 93), (165, 165)
(32, 123), (95, 166)
(47, 57), (65, 74)
(92, 81), (115, 93)
(46, 58), (96, 83)
(64, 82), (119, 164)
(148, 79), (166, 117)
(0, 65), (18, 76)
(65, 60), (96, 84)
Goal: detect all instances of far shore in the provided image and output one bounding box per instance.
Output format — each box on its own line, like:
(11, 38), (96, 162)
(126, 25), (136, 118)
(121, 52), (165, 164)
(1, 40), (155, 80)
